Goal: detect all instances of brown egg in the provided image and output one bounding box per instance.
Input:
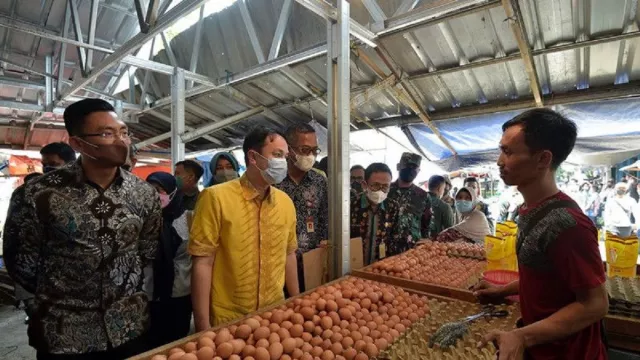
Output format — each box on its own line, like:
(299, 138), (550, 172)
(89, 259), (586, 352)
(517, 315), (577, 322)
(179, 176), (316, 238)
(367, 292), (380, 303)
(215, 329), (232, 346)
(329, 312), (341, 326)
(316, 298), (327, 311)
(358, 327), (370, 337)
(336, 298), (350, 308)
(269, 323), (280, 333)
(281, 356), (292, 360)
(300, 307), (315, 321)
(343, 348), (357, 360)
(311, 346), (324, 357)
(216, 343), (233, 359)
(268, 342), (283, 360)
(312, 315), (321, 325)
(354, 340), (367, 352)
(350, 331), (363, 342)
(310, 336), (323, 347)
(292, 348), (304, 359)
(282, 337), (297, 354)
(330, 331), (343, 344)
(300, 299), (313, 308)
(348, 323), (359, 332)
(341, 336), (354, 349)
(301, 332), (313, 342)
(320, 316), (333, 330)
(336, 356), (346, 360)
(263, 312), (273, 320)
(197, 336), (215, 350)
(230, 339), (245, 354)
(370, 330), (381, 340)
(389, 329), (400, 339)
(354, 352), (368, 360)
(338, 308), (352, 320)
(268, 333), (281, 345)
(313, 326), (323, 336)
(271, 311), (285, 325)
(254, 327), (271, 340)
(290, 324), (304, 337)
(260, 319), (270, 327)
(281, 321), (294, 330)
(152, 355), (168, 360)
(235, 324), (252, 340)
(366, 321), (377, 331)
(321, 329), (333, 340)
(303, 321), (315, 333)
(301, 343), (313, 353)
(295, 337), (304, 348)
(243, 345), (257, 357)
(374, 338), (388, 350)
(256, 339), (270, 348)
(394, 323), (405, 333)
(322, 339), (332, 350)
(326, 300), (338, 312)
(229, 356), (241, 360)
(180, 354), (198, 360)
(181, 341), (196, 353)
(330, 342), (343, 355)
(364, 343), (378, 357)
(277, 328), (291, 340)
(321, 350), (335, 360)
(169, 348), (185, 356)
(254, 347), (270, 360)
(203, 331), (217, 341)
(291, 313), (305, 325)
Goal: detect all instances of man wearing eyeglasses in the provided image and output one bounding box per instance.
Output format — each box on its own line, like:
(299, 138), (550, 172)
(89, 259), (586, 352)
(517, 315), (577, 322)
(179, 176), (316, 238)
(277, 123), (328, 293)
(350, 163), (395, 266)
(3, 99), (162, 360)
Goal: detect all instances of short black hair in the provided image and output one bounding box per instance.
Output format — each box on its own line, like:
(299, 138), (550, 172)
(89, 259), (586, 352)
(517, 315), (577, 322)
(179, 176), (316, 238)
(351, 165), (365, 172)
(285, 123), (315, 146)
(243, 126), (285, 164)
(502, 109), (577, 170)
(464, 176), (478, 185)
(175, 159), (204, 180)
(63, 98), (116, 136)
(24, 172), (42, 184)
(365, 163), (392, 181)
(40, 142), (76, 163)
(428, 175), (446, 191)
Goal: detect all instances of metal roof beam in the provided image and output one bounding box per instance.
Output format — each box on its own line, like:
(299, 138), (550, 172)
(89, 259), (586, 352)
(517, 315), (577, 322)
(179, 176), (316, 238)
(269, 0), (294, 60)
(86, 0), (100, 72)
(393, 0), (421, 17)
(187, 5), (205, 89)
(362, 0), (387, 23)
(68, 0), (88, 76)
(502, 0), (543, 107)
(377, 0), (500, 37)
(294, 0), (377, 47)
(181, 107), (265, 142)
(58, 0), (212, 104)
(146, 109), (224, 146)
(160, 32), (178, 66)
(134, 0), (149, 33)
(239, 0), (266, 63)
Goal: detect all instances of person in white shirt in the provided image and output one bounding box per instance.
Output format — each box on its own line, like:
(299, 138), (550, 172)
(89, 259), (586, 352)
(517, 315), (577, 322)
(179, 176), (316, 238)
(604, 182), (640, 237)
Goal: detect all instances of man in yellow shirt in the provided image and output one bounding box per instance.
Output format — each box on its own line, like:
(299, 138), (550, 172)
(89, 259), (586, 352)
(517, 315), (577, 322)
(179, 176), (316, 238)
(189, 127), (300, 331)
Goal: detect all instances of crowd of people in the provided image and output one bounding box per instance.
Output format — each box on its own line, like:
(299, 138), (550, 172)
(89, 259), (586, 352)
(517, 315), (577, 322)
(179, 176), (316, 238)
(1, 99), (609, 360)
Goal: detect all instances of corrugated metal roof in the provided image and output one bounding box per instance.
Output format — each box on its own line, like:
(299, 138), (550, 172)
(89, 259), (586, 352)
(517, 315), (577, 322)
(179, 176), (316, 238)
(2, 0), (640, 154)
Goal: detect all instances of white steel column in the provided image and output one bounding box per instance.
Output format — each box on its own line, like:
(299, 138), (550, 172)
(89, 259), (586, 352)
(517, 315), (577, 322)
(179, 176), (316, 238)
(44, 55), (53, 112)
(327, 0), (351, 278)
(171, 68), (186, 170)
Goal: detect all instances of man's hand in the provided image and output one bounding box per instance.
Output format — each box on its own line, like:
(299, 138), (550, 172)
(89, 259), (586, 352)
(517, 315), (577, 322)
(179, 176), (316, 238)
(471, 280), (506, 301)
(318, 240), (328, 249)
(481, 330), (525, 360)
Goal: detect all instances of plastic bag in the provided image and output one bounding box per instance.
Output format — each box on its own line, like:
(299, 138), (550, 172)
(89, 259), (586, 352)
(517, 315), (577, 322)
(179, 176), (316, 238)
(605, 231), (639, 278)
(485, 234), (517, 271)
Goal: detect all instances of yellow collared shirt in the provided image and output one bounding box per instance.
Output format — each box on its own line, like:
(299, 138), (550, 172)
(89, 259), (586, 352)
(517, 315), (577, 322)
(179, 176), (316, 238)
(188, 175), (297, 325)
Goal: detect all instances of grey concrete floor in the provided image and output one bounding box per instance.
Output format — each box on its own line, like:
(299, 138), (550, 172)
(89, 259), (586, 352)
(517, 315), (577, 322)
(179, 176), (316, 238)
(0, 305), (35, 360)
(0, 304), (638, 360)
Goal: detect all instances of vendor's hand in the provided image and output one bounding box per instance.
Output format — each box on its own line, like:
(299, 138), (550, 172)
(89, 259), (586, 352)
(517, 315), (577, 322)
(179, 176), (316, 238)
(480, 330), (525, 360)
(472, 280), (505, 302)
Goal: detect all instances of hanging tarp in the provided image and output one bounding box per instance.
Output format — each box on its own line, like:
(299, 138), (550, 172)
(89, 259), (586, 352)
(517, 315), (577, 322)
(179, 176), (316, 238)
(0, 155), (43, 176)
(406, 97), (640, 170)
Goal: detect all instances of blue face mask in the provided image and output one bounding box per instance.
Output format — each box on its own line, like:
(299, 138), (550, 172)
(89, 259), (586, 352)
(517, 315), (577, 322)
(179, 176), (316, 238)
(254, 151), (288, 184)
(455, 200), (474, 213)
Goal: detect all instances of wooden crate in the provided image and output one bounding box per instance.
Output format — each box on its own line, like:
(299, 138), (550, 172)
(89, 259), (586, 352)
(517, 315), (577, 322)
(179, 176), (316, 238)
(351, 265), (477, 303)
(605, 314), (640, 352)
(127, 277), (519, 360)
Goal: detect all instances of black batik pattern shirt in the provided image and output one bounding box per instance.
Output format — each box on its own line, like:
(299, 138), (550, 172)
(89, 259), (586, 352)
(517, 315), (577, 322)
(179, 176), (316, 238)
(2, 160), (162, 354)
(386, 183), (431, 256)
(277, 170), (329, 253)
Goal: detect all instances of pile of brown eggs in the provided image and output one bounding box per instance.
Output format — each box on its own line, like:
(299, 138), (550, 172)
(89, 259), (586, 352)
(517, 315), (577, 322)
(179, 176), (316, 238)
(152, 277), (430, 360)
(368, 241), (485, 288)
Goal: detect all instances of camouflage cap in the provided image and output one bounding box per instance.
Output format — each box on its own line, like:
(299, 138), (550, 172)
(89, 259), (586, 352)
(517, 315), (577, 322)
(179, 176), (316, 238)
(399, 152), (422, 167)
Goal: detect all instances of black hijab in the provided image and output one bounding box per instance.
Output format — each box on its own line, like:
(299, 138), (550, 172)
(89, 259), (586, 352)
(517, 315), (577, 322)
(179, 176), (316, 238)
(146, 171), (186, 300)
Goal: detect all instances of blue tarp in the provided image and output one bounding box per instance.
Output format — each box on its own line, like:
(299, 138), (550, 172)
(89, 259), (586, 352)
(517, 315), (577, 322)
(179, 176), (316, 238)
(406, 97), (640, 170)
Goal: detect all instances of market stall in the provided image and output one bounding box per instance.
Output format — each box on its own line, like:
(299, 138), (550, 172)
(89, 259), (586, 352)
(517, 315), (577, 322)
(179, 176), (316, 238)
(131, 276), (520, 360)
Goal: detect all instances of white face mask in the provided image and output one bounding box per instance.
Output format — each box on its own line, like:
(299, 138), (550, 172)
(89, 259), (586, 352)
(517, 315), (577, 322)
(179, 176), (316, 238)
(215, 169), (238, 183)
(367, 189), (387, 204)
(254, 151), (288, 184)
(294, 153), (316, 172)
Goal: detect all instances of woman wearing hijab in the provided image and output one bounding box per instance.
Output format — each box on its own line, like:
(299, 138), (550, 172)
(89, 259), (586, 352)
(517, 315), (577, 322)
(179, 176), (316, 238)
(207, 151), (240, 187)
(146, 172), (192, 346)
(435, 187), (491, 243)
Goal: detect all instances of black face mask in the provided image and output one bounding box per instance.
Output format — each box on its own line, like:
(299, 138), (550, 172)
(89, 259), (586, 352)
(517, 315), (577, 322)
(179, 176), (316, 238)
(43, 166), (58, 173)
(399, 167), (418, 183)
(351, 181), (363, 194)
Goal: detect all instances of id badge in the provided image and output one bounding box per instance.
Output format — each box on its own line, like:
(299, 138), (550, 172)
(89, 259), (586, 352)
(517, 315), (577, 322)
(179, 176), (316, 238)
(306, 216), (315, 233)
(379, 243), (386, 259)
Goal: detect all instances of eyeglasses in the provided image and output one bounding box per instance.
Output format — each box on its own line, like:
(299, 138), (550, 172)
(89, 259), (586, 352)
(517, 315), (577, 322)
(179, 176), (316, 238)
(293, 146), (321, 156)
(81, 130), (132, 141)
(369, 183), (390, 192)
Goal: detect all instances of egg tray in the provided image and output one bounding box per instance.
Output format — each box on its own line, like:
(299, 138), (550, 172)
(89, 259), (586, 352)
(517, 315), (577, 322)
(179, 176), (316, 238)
(129, 276), (439, 360)
(377, 298), (519, 360)
(606, 277), (640, 319)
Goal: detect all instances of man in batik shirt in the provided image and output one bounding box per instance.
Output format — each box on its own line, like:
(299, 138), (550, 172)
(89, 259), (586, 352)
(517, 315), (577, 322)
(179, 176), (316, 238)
(3, 99), (162, 360)
(350, 163), (395, 265)
(278, 124), (328, 292)
(386, 152), (431, 255)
